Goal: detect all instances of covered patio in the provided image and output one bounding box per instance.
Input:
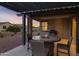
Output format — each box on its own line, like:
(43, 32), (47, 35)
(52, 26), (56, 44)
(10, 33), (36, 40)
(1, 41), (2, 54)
(0, 2), (79, 56)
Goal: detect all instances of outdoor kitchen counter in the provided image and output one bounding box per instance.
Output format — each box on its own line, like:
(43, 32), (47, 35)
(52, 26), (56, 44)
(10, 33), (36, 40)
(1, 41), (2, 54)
(32, 38), (59, 56)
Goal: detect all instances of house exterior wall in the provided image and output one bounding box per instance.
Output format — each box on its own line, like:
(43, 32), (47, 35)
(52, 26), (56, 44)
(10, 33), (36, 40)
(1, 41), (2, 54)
(40, 17), (71, 39)
(0, 23), (11, 32)
(49, 18), (70, 38)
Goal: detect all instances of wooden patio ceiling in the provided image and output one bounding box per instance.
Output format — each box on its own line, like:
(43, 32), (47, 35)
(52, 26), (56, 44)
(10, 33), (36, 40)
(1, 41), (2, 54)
(0, 2), (79, 12)
(0, 2), (79, 17)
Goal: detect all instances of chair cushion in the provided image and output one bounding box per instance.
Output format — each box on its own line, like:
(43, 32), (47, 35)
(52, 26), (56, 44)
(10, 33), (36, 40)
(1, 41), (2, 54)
(57, 43), (68, 50)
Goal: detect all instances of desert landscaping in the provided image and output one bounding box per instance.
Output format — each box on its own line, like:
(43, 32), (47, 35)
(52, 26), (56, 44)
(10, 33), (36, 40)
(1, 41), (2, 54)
(0, 32), (22, 53)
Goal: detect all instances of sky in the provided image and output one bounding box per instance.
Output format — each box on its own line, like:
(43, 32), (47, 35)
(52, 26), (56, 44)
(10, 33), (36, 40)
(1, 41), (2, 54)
(0, 6), (40, 27)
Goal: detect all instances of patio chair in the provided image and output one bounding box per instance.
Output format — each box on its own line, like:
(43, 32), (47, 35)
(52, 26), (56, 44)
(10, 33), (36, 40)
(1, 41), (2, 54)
(30, 40), (48, 56)
(56, 36), (72, 56)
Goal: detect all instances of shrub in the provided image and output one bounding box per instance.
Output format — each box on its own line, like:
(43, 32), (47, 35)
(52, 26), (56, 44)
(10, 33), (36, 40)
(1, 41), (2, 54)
(6, 25), (21, 33)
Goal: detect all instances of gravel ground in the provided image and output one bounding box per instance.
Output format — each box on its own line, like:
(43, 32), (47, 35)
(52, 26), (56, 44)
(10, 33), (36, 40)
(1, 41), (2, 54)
(0, 32), (23, 53)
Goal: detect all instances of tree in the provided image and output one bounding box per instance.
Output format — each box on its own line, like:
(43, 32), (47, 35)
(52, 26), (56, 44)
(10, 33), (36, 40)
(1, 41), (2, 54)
(6, 25), (21, 33)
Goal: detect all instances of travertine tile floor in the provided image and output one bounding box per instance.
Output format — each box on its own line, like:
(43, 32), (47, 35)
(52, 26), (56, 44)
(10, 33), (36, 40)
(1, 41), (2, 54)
(0, 39), (76, 56)
(0, 43), (32, 56)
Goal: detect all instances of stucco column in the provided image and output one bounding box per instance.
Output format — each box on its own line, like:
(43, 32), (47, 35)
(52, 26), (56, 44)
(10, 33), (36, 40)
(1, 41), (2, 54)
(27, 15), (32, 40)
(27, 15), (32, 49)
(72, 16), (76, 55)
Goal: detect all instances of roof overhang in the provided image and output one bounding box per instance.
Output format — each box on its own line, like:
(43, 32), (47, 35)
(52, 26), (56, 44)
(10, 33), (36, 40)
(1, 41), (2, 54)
(0, 2), (79, 16)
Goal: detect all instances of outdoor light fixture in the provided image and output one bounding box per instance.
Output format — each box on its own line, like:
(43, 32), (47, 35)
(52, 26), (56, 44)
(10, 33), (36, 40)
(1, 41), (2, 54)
(16, 13), (22, 16)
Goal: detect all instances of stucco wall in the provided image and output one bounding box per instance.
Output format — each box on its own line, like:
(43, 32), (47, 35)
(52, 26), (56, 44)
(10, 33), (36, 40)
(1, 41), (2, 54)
(0, 23), (11, 32)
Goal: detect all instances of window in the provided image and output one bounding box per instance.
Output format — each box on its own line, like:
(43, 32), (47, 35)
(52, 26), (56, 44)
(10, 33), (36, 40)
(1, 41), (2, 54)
(41, 22), (48, 31)
(3, 25), (6, 29)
